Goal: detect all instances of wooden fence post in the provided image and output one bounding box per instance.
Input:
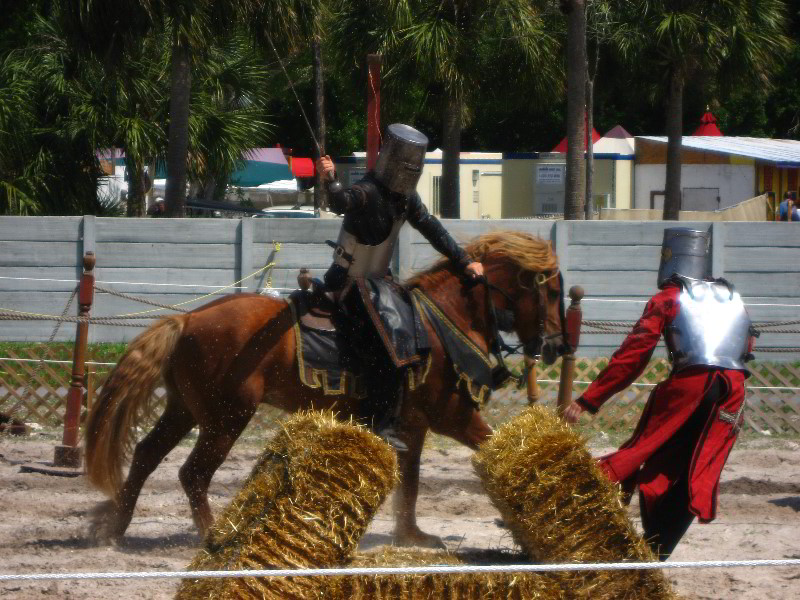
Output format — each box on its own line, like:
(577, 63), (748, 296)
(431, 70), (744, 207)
(557, 286), (584, 418)
(525, 357), (540, 404)
(54, 251), (95, 468)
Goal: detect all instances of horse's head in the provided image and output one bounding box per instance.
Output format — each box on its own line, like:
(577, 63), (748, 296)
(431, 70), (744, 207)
(463, 232), (568, 366)
(509, 268), (567, 365)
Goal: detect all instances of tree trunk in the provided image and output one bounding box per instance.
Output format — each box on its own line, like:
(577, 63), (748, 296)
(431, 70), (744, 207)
(164, 30), (192, 218)
(585, 71), (594, 220)
(312, 35), (326, 211)
(441, 89), (461, 219)
(663, 68), (684, 220)
(203, 179), (217, 203)
(125, 154), (145, 217)
(564, 0), (586, 220)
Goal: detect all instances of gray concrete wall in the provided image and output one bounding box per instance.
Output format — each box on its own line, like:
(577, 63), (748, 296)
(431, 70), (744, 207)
(1, 216), (797, 360)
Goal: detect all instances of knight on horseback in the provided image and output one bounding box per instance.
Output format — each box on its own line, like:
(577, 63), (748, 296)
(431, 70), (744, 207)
(317, 124), (484, 451)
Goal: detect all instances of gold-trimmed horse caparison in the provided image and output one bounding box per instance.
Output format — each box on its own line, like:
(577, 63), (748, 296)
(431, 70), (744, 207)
(84, 231), (565, 548)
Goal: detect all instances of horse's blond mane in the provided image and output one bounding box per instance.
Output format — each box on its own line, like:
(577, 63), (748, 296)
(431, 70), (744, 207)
(407, 230), (558, 286)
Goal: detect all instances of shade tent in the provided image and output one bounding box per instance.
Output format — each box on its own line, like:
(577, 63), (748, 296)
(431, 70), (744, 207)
(692, 111), (723, 136)
(231, 147), (292, 187)
(551, 128), (601, 153)
(290, 157), (315, 178)
(593, 126), (635, 155)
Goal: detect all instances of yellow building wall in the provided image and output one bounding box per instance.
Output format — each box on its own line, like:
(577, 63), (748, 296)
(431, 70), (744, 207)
(501, 157), (537, 217)
(477, 173), (503, 218)
(501, 155), (634, 216)
(614, 160), (634, 209)
(592, 159), (613, 208)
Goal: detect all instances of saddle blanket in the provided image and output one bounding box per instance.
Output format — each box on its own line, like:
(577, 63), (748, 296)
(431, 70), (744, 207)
(288, 287), (493, 406)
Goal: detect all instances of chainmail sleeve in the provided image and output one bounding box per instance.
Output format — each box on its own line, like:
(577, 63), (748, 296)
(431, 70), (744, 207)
(406, 192), (470, 270)
(325, 179), (369, 214)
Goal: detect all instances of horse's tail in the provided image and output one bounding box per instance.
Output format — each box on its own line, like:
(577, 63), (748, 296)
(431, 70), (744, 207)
(85, 315), (186, 501)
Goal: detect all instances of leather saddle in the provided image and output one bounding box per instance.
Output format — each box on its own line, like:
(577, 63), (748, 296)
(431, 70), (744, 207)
(290, 271), (338, 332)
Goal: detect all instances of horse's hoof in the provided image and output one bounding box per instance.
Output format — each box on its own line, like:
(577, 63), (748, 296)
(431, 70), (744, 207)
(87, 522), (122, 547)
(394, 528), (447, 550)
(87, 500), (125, 546)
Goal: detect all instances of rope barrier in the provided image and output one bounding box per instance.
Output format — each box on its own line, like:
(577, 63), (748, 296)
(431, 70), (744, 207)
(95, 285), (189, 314)
(1, 559), (798, 582)
(0, 275), (290, 291)
(0, 310), (152, 325)
(533, 378), (800, 392)
(0, 357), (117, 366)
(0, 248), (285, 322)
(583, 297), (800, 309)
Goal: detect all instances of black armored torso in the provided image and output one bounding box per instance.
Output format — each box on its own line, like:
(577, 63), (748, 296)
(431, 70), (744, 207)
(324, 173), (469, 289)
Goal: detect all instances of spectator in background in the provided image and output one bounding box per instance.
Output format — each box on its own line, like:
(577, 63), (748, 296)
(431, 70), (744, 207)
(147, 198), (166, 217)
(778, 191), (799, 221)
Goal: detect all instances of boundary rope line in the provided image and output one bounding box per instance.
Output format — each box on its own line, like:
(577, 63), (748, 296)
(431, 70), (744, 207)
(0, 357), (117, 366)
(0, 275), (295, 292)
(1, 559), (799, 582)
(583, 298), (800, 308)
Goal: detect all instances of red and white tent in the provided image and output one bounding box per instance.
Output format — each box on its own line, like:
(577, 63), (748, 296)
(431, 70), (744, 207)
(692, 111), (723, 136)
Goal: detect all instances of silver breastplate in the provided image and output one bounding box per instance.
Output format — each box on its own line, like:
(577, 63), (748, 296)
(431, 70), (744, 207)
(333, 217), (405, 278)
(665, 280), (751, 372)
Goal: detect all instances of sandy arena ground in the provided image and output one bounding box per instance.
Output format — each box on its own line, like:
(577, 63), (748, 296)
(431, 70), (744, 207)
(1, 428), (799, 599)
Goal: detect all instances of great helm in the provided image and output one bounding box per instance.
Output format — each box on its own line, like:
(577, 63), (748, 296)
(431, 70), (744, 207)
(373, 123), (428, 196)
(657, 228), (711, 288)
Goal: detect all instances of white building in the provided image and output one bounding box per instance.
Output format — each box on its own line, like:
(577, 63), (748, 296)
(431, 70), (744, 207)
(633, 136), (800, 212)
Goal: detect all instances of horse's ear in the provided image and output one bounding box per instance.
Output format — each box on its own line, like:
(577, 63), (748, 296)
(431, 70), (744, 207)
(550, 239), (556, 252)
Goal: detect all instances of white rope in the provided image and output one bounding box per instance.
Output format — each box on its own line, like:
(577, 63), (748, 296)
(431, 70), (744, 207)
(535, 379), (800, 392)
(4, 277), (800, 308)
(1, 559), (799, 582)
(0, 275), (294, 292)
(583, 297), (800, 308)
(0, 357), (117, 366)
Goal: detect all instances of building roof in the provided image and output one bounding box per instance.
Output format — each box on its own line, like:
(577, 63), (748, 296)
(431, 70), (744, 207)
(637, 136), (800, 167)
(692, 111), (723, 136)
(594, 125), (635, 155)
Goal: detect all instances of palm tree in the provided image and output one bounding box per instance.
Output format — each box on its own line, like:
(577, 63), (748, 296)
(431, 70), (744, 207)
(0, 15), (109, 216)
(61, 0), (308, 216)
(187, 32), (274, 200)
(561, 0), (587, 220)
(2, 5), (277, 217)
(615, 0), (790, 220)
(331, 0), (560, 218)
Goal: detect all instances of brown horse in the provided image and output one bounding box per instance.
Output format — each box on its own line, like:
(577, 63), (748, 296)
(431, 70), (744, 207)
(85, 231), (564, 547)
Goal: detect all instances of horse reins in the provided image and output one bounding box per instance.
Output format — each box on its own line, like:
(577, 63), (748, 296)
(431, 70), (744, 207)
(468, 269), (567, 389)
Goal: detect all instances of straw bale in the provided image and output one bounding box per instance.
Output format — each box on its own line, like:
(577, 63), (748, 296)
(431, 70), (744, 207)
(176, 411), (397, 600)
(472, 406), (676, 600)
(323, 547), (568, 599)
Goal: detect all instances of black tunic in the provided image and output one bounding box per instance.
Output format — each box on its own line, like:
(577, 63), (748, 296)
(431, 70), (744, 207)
(324, 172), (469, 287)
(324, 172), (469, 369)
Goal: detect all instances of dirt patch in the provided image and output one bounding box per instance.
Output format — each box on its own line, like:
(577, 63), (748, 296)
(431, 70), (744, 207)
(0, 433), (799, 599)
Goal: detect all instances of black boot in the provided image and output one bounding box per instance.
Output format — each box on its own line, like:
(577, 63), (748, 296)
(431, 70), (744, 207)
(368, 381), (408, 452)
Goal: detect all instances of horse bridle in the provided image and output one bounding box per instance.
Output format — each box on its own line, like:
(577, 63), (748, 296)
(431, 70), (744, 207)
(466, 269), (569, 389)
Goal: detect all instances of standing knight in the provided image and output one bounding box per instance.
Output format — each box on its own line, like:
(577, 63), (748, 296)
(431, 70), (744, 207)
(316, 124), (484, 451)
(565, 228), (755, 560)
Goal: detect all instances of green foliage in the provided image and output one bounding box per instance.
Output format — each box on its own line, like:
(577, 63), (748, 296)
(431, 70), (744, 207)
(0, 0), (797, 216)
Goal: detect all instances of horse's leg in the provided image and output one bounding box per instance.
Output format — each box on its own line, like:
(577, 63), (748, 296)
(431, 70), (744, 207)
(392, 425), (446, 549)
(178, 410), (254, 535)
(446, 406), (493, 450)
(91, 396), (195, 542)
